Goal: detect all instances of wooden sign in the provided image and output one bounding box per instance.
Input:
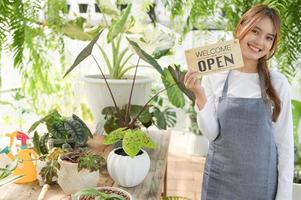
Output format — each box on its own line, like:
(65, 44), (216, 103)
(185, 39), (244, 75)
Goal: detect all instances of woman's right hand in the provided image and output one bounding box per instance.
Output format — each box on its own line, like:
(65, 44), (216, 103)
(184, 70), (207, 109)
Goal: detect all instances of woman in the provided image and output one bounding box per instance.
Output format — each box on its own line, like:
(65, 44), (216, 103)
(184, 4), (293, 200)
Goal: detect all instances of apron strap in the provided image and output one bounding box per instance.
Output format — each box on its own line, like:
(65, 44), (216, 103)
(221, 70), (232, 98)
(221, 70), (268, 100)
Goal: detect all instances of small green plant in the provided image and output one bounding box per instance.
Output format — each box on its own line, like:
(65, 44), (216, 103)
(75, 187), (126, 200)
(39, 147), (65, 185)
(60, 149), (106, 172)
(28, 110), (93, 155)
(103, 127), (155, 158)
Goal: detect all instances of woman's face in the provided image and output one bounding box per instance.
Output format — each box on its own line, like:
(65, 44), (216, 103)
(239, 16), (276, 62)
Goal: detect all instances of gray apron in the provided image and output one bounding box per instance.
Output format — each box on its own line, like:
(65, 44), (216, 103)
(201, 71), (278, 200)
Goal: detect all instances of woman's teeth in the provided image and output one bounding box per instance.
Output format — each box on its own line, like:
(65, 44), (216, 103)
(248, 44), (261, 52)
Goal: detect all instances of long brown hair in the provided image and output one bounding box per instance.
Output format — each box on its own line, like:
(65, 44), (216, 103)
(234, 4), (281, 122)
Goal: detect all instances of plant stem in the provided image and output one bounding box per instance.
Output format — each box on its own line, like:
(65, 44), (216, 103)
(91, 54), (123, 125)
(125, 57), (140, 126)
(130, 82), (177, 128)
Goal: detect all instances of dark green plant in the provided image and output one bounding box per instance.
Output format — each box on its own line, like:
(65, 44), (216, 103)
(102, 103), (176, 134)
(60, 149), (106, 172)
(75, 187), (126, 200)
(28, 110), (93, 155)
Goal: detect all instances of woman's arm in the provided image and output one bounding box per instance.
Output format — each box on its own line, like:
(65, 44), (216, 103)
(273, 76), (294, 200)
(183, 72), (219, 142)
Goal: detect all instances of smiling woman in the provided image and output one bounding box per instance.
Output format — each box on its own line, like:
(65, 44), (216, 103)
(184, 4), (294, 200)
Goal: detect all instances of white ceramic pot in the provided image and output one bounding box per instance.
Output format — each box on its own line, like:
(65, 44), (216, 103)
(293, 182), (301, 200)
(84, 75), (152, 129)
(107, 147), (150, 187)
(57, 159), (99, 194)
(186, 133), (209, 156)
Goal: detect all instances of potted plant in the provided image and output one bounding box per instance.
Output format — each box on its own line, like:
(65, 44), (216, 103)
(28, 110), (93, 185)
(185, 104), (209, 156)
(29, 110), (93, 153)
(62, 3), (175, 126)
(102, 103), (176, 135)
(292, 100), (301, 200)
(57, 148), (106, 194)
(74, 186), (132, 200)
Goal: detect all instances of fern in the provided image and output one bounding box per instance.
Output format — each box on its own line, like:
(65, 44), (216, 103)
(0, 0), (71, 114)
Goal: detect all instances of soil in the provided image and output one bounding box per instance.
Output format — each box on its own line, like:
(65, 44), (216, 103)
(114, 148), (143, 156)
(79, 188), (130, 200)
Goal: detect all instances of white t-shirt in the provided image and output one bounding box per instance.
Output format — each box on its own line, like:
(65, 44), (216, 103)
(195, 69), (294, 200)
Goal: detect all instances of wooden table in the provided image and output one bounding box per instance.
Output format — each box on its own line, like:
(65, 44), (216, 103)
(0, 130), (170, 200)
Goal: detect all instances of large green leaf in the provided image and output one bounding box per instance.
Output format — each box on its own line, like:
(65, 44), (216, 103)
(62, 17), (102, 41)
(107, 4), (132, 43)
(161, 68), (185, 108)
(103, 127), (128, 145)
(64, 118), (87, 146)
(139, 130), (156, 149)
(72, 114), (93, 139)
(168, 65), (195, 102)
(46, 119), (68, 139)
(123, 129), (142, 158)
(95, 0), (120, 17)
(152, 107), (167, 130)
(63, 30), (103, 78)
(126, 37), (164, 75)
(129, 105), (152, 124)
(33, 131), (41, 155)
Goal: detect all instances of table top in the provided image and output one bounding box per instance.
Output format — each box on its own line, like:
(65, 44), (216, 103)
(0, 130), (171, 200)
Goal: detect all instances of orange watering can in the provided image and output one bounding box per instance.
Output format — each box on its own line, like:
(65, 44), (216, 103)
(2, 131), (38, 184)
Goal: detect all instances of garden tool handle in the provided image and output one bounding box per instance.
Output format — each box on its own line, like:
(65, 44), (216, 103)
(38, 184), (50, 200)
